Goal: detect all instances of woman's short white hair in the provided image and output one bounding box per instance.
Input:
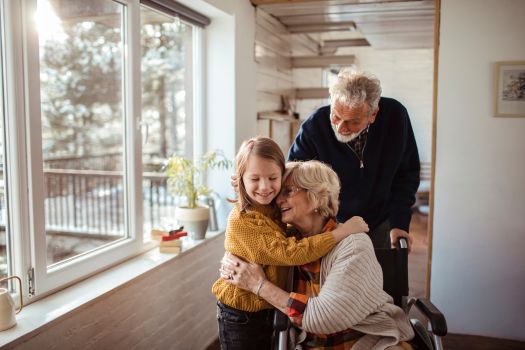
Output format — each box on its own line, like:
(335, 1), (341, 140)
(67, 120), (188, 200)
(283, 161), (341, 219)
(329, 68), (382, 113)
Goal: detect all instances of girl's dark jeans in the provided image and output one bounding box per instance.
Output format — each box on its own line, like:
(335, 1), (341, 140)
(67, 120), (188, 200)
(217, 301), (275, 350)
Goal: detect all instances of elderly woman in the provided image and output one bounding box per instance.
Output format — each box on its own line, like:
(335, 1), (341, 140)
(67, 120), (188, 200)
(222, 160), (414, 349)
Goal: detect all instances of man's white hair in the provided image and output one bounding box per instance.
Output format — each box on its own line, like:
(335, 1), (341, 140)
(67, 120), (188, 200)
(329, 68), (382, 113)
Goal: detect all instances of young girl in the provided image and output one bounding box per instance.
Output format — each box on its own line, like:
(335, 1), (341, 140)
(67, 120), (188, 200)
(212, 136), (367, 350)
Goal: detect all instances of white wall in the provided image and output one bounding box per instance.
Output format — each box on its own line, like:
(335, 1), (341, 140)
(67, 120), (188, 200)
(198, 0), (256, 152)
(431, 0), (525, 340)
(179, 0), (256, 211)
(233, 1), (257, 147)
(204, 8), (237, 202)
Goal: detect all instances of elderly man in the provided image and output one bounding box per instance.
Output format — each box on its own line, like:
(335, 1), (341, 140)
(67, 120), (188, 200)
(289, 69), (420, 250)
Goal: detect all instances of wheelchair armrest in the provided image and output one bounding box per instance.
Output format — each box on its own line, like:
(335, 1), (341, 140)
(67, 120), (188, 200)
(414, 298), (447, 336)
(274, 310), (289, 331)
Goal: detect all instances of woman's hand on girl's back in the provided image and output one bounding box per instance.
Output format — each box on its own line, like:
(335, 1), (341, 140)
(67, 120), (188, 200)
(220, 252), (266, 294)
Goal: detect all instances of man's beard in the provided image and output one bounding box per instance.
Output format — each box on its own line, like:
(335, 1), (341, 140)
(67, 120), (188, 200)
(331, 123), (363, 143)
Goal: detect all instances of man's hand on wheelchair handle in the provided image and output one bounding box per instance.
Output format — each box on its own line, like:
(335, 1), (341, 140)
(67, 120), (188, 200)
(390, 228), (413, 253)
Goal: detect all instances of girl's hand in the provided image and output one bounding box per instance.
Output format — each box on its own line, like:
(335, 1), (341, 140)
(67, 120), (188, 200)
(339, 216), (369, 235)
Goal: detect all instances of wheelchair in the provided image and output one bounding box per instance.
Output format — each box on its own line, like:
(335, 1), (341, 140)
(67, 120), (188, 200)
(273, 238), (447, 350)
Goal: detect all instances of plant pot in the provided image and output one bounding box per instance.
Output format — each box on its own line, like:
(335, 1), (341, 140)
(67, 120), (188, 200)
(175, 206), (209, 240)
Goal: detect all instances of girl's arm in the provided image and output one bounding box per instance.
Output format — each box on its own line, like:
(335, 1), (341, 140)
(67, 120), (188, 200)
(226, 211), (369, 266)
(331, 216), (368, 242)
(226, 214), (333, 266)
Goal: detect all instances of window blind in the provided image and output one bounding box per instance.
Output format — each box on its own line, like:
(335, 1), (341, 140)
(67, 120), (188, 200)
(141, 0), (210, 27)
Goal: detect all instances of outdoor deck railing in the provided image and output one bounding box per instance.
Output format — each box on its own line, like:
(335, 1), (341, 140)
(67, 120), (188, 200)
(43, 169), (176, 235)
(0, 152), (179, 237)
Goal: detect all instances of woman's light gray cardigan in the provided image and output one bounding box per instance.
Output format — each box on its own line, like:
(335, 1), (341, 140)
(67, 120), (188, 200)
(294, 233), (414, 350)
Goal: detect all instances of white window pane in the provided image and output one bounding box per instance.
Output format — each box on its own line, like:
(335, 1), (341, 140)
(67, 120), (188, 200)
(37, 0), (126, 266)
(140, 5), (193, 237)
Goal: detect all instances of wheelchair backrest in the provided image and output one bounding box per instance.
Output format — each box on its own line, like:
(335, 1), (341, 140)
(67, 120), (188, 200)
(374, 238), (409, 308)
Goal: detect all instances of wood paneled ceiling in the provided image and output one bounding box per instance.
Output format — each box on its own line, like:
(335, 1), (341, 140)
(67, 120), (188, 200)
(250, 0), (435, 50)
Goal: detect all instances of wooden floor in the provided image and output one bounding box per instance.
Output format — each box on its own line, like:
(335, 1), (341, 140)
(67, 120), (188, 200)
(408, 211), (429, 299)
(207, 334), (525, 350)
(442, 334), (525, 350)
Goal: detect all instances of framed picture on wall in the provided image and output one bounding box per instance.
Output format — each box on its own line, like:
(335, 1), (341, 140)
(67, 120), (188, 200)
(494, 61), (525, 117)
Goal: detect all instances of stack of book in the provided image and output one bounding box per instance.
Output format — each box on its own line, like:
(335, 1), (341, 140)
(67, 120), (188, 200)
(152, 227), (187, 254)
(159, 238), (183, 254)
(151, 229), (169, 241)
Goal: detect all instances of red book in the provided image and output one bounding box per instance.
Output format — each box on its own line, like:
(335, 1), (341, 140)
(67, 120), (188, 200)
(162, 231), (187, 241)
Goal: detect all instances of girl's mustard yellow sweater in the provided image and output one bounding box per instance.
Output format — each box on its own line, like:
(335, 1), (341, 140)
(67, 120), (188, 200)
(211, 203), (336, 312)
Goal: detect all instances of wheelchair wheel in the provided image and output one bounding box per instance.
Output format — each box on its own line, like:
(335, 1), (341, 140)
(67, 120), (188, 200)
(410, 319), (435, 350)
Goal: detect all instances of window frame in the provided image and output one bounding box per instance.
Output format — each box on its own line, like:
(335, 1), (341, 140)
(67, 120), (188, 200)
(2, 0), (33, 297)
(1, 0), (206, 301)
(0, 0), (10, 282)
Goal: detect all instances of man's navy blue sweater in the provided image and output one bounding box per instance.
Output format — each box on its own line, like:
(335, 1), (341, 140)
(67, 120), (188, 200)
(288, 97), (420, 232)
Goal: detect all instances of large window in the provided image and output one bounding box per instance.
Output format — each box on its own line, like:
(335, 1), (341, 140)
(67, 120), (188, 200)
(140, 5), (194, 237)
(0, 0), (208, 298)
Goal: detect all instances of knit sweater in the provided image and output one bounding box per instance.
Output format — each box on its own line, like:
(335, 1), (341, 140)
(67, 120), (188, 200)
(212, 203), (337, 312)
(297, 233), (414, 350)
(288, 98), (420, 232)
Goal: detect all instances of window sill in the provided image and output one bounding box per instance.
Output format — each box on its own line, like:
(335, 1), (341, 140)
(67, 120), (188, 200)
(0, 230), (224, 348)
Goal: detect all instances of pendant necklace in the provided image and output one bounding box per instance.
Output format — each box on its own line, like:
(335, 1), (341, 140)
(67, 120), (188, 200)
(346, 124), (369, 169)
(346, 143), (364, 169)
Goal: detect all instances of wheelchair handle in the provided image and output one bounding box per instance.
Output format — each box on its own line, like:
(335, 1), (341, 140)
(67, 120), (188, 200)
(397, 237), (408, 250)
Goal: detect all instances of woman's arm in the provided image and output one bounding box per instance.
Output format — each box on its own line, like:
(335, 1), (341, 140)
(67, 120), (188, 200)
(220, 252), (357, 330)
(299, 234), (388, 334)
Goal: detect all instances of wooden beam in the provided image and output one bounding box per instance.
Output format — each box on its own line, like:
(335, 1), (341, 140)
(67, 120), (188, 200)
(292, 55), (355, 68)
(257, 111), (297, 121)
(320, 38), (369, 54)
(323, 38), (369, 48)
(252, 0), (331, 5)
(258, 0), (434, 18)
(251, 0), (407, 5)
(295, 88), (329, 99)
(287, 21), (356, 33)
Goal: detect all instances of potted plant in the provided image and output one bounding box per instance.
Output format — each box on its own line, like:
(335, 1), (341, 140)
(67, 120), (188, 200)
(165, 150), (232, 240)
